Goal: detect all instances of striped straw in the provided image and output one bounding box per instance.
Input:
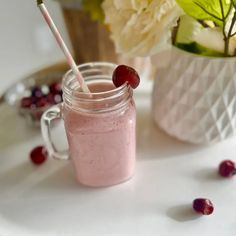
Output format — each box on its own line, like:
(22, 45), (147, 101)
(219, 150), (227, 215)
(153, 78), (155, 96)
(37, 0), (90, 93)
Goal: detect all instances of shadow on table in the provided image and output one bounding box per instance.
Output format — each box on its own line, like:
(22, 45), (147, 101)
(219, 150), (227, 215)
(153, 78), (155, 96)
(166, 204), (201, 222)
(194, 167), (222, 182)
(0, 159), (100, 193)
(30, 162), (100, 192)
(0, 104), (39, 149)
(0, 161), (35, 192)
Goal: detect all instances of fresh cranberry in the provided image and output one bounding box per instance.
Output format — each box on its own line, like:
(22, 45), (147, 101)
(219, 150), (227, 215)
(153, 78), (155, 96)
(21, 96), (38, 109)
(21, 97), (33, 108)
(46, 93), (62, 104)
(31, 86), (43, 98)
(54, 94), (62, 104)
(193, 198), (214, 215)
(30, 146), (48, 165)
(49, 82), (62, 94)
(46, 93), (55, 104)
(36, 97), (49, 108)
(219, 160), (236, 178)
(112, 65), (140, 89)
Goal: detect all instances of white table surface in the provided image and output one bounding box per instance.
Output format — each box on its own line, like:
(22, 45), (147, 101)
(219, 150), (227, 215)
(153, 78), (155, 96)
(0, 81), (236, 236)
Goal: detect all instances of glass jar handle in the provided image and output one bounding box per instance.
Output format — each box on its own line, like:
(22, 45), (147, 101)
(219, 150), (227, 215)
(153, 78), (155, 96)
(41, 103), (69, 160)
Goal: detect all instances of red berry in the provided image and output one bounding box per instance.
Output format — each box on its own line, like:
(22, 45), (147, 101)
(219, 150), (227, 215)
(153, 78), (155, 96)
(54, 94), (62, 104)
(21, 97), (36, 108)
(193, 198), (214, 215)
(32, 87), (43, 98)
(46, 93), (62, 104)
(219, 160), (236, 178)
(30, 146), (48, 165)
(36, 97), (49, 108)
(112, 65), (140, 89)
(46, 93), (55, 104)
(21, 97), (32, 108)
(49, 82), (62, 94)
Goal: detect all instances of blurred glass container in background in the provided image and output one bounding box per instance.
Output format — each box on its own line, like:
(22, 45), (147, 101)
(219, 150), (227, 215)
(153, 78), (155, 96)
(3, 62), (69, 127)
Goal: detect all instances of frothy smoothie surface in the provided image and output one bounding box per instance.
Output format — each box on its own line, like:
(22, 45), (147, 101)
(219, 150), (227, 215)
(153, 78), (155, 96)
(77, 81), (116, 93)
(87, 81), (116, 93)
(63, 80), (136, 187)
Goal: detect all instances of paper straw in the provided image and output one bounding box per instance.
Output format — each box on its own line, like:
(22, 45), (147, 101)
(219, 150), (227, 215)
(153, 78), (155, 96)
(37, 0), (90, 93)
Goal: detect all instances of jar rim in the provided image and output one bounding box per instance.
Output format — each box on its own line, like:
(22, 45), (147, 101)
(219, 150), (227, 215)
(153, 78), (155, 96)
(62, 62), (133, 113)
(62, 62), (129, 97)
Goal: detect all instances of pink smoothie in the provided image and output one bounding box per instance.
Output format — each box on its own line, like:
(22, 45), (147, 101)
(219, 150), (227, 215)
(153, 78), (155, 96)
(63, 82), (136, 187)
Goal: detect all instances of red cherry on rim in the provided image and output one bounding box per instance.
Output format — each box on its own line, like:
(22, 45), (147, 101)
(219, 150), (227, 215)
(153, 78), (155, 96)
(30, 146), (48, 165)
(112, 65), (140, 89)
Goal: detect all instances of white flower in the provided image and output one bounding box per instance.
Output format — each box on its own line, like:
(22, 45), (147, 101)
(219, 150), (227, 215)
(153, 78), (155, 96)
(102, 0), (183, 57)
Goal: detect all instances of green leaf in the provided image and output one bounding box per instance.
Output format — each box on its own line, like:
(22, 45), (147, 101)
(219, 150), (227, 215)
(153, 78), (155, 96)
(176, 0), (231, 27)
(232, 0), (236, 6)
(175, 43), (225, 57)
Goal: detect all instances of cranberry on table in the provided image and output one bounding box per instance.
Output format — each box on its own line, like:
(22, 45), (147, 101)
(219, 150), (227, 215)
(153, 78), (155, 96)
(112, 65), (140, 89)
(193, 198), (214, 215)
(30, 146), (48, 165)
(219, 160), (236, 178)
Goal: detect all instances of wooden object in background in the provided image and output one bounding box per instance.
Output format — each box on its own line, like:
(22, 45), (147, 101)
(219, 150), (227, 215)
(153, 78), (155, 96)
(62, 8), (117, 63)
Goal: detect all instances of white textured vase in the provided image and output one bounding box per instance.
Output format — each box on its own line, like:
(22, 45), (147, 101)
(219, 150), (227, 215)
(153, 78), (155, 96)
(152, 47), (236, 144)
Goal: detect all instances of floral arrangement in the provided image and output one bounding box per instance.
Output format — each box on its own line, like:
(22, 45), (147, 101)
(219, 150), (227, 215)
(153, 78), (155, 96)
(102, 0), (236, 57)
(102, 0), (182, 57)
(55, 0), (236, 57)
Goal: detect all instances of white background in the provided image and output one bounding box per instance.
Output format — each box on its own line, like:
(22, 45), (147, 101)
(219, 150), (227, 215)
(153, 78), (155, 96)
(0, 0), (70, 95)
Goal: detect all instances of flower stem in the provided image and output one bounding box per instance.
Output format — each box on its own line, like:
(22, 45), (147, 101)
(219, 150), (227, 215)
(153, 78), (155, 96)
(218, 0), (230, 56)
(224, 38), (230, 56)
(225, 6), (236, 56)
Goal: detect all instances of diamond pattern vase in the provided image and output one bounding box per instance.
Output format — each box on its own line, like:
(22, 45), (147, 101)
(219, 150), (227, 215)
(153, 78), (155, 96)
(152, 47), (236, 144)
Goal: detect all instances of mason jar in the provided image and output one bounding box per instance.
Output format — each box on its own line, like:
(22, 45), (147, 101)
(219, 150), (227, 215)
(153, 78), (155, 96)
(41, 62), (136, 187)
